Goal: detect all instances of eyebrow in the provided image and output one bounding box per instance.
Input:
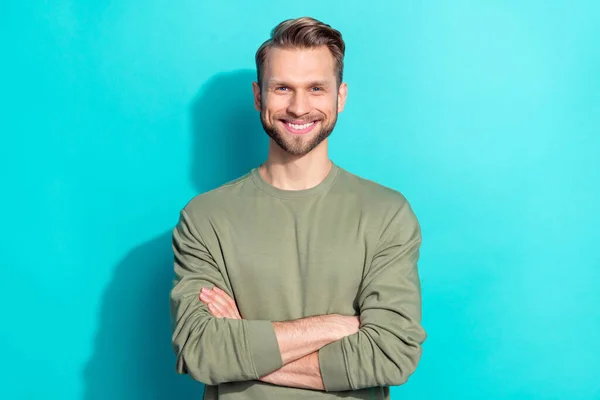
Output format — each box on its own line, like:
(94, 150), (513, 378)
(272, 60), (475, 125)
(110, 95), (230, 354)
(267, 80), (331, 88)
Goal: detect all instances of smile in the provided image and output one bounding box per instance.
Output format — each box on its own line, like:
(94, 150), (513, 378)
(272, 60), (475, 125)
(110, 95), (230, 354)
(282, 120), (318, 135)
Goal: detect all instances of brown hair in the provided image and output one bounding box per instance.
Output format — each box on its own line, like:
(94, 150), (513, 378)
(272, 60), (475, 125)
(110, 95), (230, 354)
(255, 17), (345, 87)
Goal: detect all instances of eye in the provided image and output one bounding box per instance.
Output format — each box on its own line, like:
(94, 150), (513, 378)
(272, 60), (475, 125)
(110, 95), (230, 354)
(275, 86), (290, 92)
(311, 87), (323, 92)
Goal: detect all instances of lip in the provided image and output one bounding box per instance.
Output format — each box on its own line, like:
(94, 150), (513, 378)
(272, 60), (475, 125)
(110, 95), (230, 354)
(280, 120), (319, 135)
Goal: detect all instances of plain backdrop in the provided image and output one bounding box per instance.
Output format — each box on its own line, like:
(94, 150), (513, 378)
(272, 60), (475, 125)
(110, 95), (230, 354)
(1, 1), (599, 399)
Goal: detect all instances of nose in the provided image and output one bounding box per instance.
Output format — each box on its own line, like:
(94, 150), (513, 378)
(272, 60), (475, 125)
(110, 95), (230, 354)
(287, 91), (310, 117)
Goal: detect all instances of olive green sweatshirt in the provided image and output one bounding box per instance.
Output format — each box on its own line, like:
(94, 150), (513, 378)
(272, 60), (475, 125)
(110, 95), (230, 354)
(170, 162), (426, 400)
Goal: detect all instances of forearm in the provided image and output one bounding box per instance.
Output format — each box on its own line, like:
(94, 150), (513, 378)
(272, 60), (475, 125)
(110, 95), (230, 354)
(259, 352), (324, 390)
(272, 314), (356, 365)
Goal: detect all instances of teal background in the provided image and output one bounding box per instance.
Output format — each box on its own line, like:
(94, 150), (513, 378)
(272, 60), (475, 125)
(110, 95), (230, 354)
(1, 1), (599, 399)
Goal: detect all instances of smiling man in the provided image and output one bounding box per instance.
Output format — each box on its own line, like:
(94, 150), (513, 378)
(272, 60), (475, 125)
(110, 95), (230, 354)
(170, 17), (426, 400)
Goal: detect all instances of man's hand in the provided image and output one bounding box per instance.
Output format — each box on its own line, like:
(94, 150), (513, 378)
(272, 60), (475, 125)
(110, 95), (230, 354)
(199, 286), (242, 319)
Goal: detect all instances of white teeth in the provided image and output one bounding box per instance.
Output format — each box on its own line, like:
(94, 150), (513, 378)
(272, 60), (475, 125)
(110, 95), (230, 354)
(288, 122), (314, 130)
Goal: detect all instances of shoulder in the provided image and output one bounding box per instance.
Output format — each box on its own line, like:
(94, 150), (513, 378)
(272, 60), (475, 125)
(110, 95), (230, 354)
(180, 172), (252, 221)
(337, 167), (411, 210)
(336, 167), (420, 237)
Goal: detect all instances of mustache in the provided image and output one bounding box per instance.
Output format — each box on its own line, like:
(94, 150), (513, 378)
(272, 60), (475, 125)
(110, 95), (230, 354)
(274, 115), (323, 123)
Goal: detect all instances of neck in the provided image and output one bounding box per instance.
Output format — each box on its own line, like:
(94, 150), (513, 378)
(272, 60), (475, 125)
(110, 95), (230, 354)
(259, 139), (332, 191)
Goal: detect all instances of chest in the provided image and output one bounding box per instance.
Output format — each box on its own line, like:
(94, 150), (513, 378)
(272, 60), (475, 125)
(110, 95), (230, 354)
(213, 200), (373, 320)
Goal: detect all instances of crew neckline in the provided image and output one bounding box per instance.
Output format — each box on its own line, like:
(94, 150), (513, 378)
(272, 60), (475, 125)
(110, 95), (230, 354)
(250, 162), (341, 199)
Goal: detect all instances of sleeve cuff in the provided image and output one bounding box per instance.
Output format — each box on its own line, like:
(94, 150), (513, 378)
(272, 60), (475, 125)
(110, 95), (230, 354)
(245, 320), (283, 378)
(318, 339), (352, 391)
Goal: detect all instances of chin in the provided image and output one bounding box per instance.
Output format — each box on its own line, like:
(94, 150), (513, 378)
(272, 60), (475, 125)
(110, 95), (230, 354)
(260, 114), (335, 156)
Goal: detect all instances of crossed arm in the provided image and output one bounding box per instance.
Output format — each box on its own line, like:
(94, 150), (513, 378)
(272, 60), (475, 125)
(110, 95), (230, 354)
(170, 201), (426, 392)
(199, 286), (357, 390)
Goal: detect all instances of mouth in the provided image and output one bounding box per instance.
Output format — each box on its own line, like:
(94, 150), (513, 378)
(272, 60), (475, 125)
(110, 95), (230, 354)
(280, 120), (319, 135)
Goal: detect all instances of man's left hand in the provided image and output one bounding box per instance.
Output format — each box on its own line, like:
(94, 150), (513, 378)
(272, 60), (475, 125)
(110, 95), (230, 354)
(199, 286), (242, 320)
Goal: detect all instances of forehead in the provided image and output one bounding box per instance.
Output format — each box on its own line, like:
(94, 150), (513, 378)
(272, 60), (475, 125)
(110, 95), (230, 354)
(263, 46), (336, 85)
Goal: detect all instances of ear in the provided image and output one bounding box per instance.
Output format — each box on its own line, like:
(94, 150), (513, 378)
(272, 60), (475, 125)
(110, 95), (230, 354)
(337, 82), (348, 113)
(252, 81), (261, 111)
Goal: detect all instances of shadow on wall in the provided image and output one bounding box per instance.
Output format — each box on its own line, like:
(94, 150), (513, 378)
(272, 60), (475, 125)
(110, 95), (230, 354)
(83, 69), (267, 399)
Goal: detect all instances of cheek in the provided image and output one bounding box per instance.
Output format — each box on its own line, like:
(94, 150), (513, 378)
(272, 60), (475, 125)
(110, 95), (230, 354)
(263, 95), (289, 114)
(314, 96), (338, 116)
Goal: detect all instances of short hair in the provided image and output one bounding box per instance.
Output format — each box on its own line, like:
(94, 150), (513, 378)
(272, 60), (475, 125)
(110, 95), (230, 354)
(255, 17), (345, 87)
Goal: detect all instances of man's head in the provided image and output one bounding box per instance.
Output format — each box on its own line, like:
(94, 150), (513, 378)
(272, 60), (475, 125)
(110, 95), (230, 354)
(253, 17), (348, 156)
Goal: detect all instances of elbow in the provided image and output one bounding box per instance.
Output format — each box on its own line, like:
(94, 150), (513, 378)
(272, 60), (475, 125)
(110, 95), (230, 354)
(175, 349), (227, 386)
(172, 317), (258, 386)
(172, 322), (228, 386)
(386, 341), (423, 386)
(386, 367), (415, 387)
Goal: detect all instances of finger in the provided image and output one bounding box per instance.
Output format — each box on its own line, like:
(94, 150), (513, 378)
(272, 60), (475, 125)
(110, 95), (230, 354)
(199, 289), (229, 319)
(199, 291), (210, 303)
(199, 287), (212, 302)
(208, 298), (228, 317)
(212, 287), (235, 305)
(207, 302), (224, 318)
(200, 290), (226, 318)
(212, 286), (237, 318)
(201, 287), (239, 319)
(207, 290), (236, 319)
(212, 287), (241, 318)
(199, 291), (214, 307)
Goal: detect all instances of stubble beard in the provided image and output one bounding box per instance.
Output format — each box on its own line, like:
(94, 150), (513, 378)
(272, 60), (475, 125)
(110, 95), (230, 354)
(259, 107), (339, 157)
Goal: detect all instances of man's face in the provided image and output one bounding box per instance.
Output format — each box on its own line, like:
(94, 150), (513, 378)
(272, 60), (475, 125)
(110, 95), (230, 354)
(253, 46), (348, 156)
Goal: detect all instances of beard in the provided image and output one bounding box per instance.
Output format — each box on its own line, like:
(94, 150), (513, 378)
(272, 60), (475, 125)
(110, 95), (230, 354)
(259, 108), (338, 156)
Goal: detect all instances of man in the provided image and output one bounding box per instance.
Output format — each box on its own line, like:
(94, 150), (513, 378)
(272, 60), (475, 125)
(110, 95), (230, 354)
(170, 16), (426, 400)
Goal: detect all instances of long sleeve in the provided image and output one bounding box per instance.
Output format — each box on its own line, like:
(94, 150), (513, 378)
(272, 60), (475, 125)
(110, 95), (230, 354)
(318, 198), (427, 391)
(169, 208), (283, 385)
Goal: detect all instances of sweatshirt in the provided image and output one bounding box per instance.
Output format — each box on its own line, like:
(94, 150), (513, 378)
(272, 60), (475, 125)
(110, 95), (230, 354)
(169, 162), (426, 400)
